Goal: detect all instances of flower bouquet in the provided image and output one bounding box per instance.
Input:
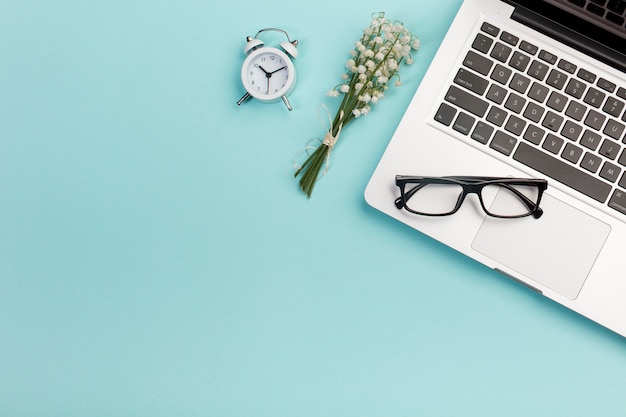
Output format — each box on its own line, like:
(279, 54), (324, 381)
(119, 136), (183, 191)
(294, 12), (420, 198)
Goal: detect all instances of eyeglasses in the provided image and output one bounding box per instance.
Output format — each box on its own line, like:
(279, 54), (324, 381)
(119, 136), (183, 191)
(395, 176), (548, 219)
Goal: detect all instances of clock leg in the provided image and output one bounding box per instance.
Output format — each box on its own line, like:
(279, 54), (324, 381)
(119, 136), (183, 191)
(237, 92), (251, 106)
(281, 95), (293, 111)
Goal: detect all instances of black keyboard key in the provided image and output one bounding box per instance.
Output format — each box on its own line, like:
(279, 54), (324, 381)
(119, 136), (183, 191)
(539, 49), (558, 64)
(565, 101), (587, 121)
(547, 91), (568, 112)
(487, 106), (508, 127)
(509, 51), (531, 72)
(603, 119), (625, 140)
(608, 0), (626, 14)
(490, 42), (513, 63)
(528, 82), (549, 102)
(597, 78), (616, 93)
(565, 79), (587, 99)
(546, 69), (568, 90)
(505, 115), (526, 136)
(562, 143), (584, 163)
(444, 85), (489, 117)
(528, 60), (550, 81)
(453, 112), (476, 135)
(562, 120), (583, 141)
(600, 161), (621, 183)
(481, 22), (500, 36)
(524, 124), (545, 145)
(583, 87), (606, 108)
(504, 93), (526, 113)
(599, 139), (620, 159)
(519, 40), (538, 55)
(486, 84), (507, 104)
(608, 189), (626, 215)
(434, 102), (457, 126)
(558, 59), (577, 74)
(578, 68), (597, 83)
(491, 64), (513, 84)
(543, 111), (564, 132)
(581, 152), (603, 173)
(607, 12), (625, 25)
(568, 0), (586, 6)
(524, 102), (545, 123)
(454, 68), (489, 95)
(510, 73), (531, 94)
(587, 3), (606, 15)
(513, 142), (612, 202)
(584, 109), (606, 130)
(472, 33), (493, 54)
(490, 130), (518, 156)
(603, 97), (625, 118)
(500, 31), (519, 46)
(580, 129), (602, 150)
(471, 121), (494, 144)
(464, 50), (494, 76)
(543, 133), (564, 154)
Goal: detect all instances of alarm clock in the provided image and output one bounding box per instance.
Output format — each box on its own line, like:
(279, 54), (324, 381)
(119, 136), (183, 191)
(237, 28), (298, 111)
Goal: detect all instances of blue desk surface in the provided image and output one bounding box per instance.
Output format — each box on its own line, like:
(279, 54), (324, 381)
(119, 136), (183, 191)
(2, 0), (625, 415)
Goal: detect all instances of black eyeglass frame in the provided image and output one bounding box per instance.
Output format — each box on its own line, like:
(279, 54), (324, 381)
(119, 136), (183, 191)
(395, 176), (548, 219)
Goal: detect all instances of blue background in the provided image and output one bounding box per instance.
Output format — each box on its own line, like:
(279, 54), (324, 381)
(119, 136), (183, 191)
(1, 0), (625, 415)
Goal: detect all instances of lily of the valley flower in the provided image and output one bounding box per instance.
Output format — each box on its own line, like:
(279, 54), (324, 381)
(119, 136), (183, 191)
(294, 12), (419, 198)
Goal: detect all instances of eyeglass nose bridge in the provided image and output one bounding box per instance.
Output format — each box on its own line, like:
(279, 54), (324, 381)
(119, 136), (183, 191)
(455, 184), (490, 215)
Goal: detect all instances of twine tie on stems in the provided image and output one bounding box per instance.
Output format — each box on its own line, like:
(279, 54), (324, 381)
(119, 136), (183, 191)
(320, 107), (343, 175)
(293, 106), (343, 178)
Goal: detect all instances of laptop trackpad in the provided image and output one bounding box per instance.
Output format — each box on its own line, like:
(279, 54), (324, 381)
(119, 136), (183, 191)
(472, 193), (611, 299)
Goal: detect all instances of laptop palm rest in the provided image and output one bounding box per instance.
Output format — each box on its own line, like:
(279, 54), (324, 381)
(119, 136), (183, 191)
(472, 192), (611, 299)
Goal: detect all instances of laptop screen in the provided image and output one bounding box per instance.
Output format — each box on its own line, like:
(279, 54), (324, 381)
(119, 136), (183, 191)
(505, 0), (626, 71)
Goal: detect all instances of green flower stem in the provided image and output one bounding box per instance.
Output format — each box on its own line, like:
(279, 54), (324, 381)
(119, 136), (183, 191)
(295, 142), (331, 198)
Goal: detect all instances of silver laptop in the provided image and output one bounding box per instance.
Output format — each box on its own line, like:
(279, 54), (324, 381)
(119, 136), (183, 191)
(365, 0), (626, 337)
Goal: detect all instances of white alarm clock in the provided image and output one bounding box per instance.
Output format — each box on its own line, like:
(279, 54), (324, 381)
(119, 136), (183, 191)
(237, 28), (298, 111)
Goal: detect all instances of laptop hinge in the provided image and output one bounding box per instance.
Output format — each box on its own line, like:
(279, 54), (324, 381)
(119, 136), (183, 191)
(508, 1), (626, 73)
(495, 268), (543, 295)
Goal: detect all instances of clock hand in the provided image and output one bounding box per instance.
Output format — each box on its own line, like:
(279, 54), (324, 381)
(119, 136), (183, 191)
(258, 65), (272, 93)
(269, 66), (287, 75)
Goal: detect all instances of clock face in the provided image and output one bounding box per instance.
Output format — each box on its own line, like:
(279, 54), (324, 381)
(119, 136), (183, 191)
(241, 48), (295, 102)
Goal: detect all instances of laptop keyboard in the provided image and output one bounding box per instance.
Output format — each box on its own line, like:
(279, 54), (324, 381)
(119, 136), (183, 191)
(434, 21), (626, 217)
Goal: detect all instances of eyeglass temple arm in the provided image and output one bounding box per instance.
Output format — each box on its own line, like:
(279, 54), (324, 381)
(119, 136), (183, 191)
(394, 183), (428, 209)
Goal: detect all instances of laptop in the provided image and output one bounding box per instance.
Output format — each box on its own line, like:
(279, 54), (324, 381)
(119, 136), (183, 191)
(365, 0), (626, 337)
